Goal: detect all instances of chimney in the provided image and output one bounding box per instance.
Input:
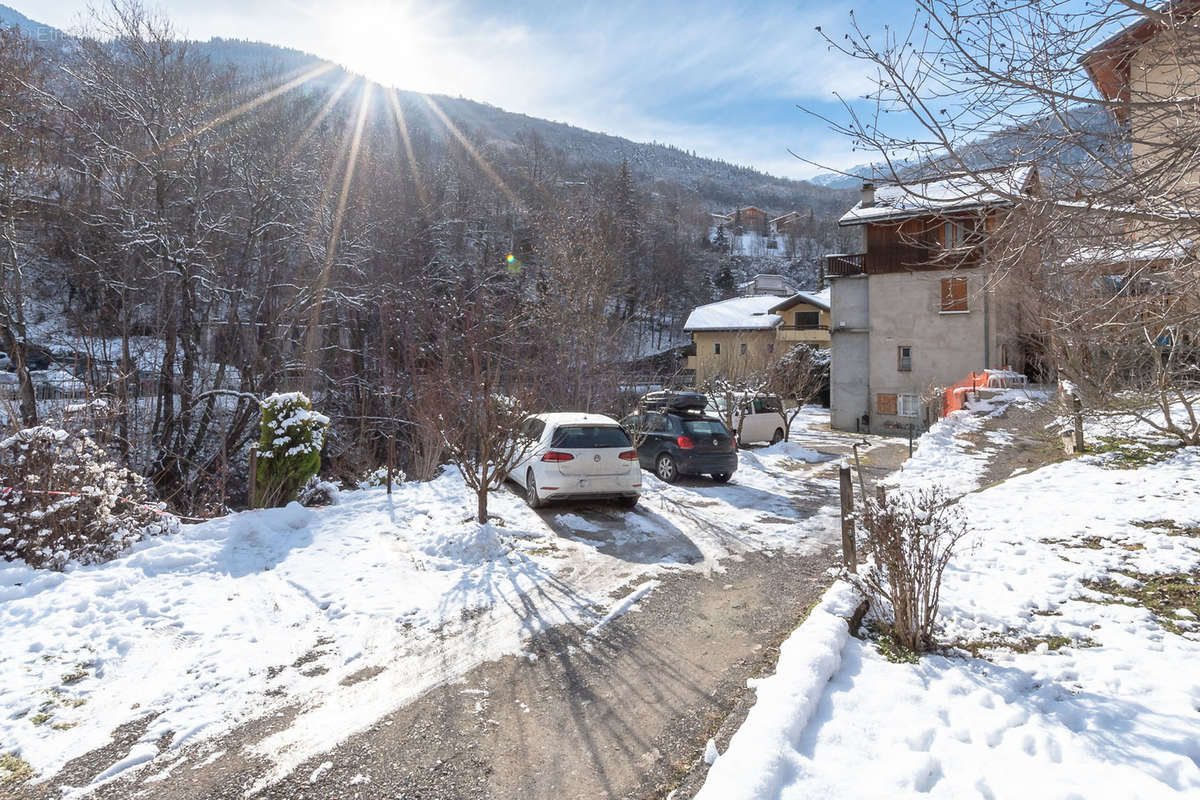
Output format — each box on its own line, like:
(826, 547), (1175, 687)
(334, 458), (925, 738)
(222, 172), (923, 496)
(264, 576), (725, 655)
(861, 182), (876, 208)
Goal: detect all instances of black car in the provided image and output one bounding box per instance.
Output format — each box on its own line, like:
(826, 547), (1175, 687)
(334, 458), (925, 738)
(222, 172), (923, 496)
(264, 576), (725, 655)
(622, 392), (738, 483)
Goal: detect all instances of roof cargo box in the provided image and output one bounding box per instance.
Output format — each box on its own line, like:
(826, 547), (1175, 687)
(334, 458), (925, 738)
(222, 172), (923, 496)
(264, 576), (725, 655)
(640, 390), (708, 412)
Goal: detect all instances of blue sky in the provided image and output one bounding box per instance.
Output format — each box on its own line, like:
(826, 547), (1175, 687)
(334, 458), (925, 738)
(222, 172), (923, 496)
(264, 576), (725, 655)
(19, 0), (924, 179)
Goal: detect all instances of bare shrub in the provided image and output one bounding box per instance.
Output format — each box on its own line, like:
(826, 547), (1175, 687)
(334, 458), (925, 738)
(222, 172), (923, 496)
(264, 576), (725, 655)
(767, 343), (830, 438)
(853, 486), (968, 653)
(0, 426), (178, 570)
(296, 475), (339, 507)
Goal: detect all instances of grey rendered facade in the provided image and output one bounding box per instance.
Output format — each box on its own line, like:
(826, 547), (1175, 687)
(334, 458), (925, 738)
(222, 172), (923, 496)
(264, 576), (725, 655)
(830, 268), (1022, 435)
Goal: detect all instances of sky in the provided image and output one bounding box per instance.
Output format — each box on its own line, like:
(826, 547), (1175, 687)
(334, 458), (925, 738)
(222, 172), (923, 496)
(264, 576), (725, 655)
(14, 0), (922, 179)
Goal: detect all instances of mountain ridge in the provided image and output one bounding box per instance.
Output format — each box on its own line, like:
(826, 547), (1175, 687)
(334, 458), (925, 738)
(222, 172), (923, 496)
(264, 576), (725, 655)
(1, 4), (853, 215)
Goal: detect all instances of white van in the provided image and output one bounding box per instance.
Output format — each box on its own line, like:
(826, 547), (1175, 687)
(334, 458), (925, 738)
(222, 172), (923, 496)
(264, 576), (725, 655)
(708, 393), (786, 445)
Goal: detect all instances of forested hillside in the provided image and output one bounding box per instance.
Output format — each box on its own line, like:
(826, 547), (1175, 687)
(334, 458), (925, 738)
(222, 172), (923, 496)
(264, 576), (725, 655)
(0, 3), (855, 512)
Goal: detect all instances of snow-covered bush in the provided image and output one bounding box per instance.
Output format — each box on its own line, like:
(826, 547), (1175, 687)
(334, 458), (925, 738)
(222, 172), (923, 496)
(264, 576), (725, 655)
(254, 392), (330, 508)
(0, 426), (178, 570)
(854, 486), (968, 653)
(297, 475), (339, 507)
(353, 465), (406, 489)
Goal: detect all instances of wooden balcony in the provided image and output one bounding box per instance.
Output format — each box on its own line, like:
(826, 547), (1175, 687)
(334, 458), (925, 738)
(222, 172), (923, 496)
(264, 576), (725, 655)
(826, 245), (981, 277)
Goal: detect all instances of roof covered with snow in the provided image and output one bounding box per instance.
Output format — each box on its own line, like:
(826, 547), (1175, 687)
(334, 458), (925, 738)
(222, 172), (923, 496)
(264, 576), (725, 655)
(1065, 237), (1193, 267)
(839, 164), (1037, 226)
(769, 288), (830, 313)
(684, 295), (783, 332)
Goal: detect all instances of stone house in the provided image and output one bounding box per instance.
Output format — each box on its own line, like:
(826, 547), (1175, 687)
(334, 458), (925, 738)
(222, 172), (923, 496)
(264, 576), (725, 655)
(826, 165), (1039, 434)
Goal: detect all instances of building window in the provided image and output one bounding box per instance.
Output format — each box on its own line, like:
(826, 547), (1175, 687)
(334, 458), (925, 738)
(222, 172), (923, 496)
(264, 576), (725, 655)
(898, 394), (920, 418)
(898, 345), (913, 372)
(793, 310), (821, 329)
(713, 342), (721, 355)
(876, 393), (898, 415)
(739, 342), (748, 356)
(944, 219), (966, 249)
(941, 277), (968, 312)
(767, 342), (775, 354)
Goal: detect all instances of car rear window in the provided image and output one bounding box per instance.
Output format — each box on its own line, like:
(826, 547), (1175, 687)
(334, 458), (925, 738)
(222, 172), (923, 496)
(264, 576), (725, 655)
(682, 419), (729, 437)
(550, 425), (632, 449)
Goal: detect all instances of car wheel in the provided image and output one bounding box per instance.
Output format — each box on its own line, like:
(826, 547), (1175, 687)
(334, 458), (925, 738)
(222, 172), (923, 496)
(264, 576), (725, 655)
(655, 453), (679, 483)
(711, 473), (731, 483)
(617, 495), (638, 509)
(525, 470), (543, 509)
(771, 428), (784, 444)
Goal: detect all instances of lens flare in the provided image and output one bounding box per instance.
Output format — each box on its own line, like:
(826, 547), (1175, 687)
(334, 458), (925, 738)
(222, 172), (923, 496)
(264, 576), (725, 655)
(505, 254), (521, 275)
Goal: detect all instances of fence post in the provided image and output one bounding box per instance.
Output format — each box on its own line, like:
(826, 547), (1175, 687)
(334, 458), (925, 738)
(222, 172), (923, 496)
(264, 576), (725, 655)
(247, 445), (258, 509)
(386, 433), (395, 495)
(839, 465), (857, 573)
(851, 440), (868, 498)
(908, 423), (914, 457)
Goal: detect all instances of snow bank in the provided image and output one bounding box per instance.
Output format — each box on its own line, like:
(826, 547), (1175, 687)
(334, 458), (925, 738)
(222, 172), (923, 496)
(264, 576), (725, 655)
(0, 474), (565, 790)
(699, 398), (1200, 799)
(756, 440), (829, 463)
(695, 581), (860, 800)
(884, 410), (991, 495)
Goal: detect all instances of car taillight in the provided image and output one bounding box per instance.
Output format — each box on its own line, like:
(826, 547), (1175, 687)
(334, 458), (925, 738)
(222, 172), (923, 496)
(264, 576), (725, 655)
(731, 437), (738, 450)
(676, 436), (694, 450)
(541, 451), (574, 462)
(618, 450), (638, 460)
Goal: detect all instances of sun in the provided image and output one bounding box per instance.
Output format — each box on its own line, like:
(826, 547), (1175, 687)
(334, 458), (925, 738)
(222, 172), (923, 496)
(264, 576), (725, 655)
(324, 0), (441, 91)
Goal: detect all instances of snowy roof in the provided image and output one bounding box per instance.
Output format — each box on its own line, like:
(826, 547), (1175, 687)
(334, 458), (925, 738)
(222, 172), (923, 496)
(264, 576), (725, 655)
(684, 295), (783, 332)
(839, 165), (1037, 226)
(1065, 238), (1192, 267)
(769, 288), (831, 313)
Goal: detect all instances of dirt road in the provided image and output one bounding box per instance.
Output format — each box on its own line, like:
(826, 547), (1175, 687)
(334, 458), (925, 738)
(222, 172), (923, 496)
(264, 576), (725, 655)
(22, 428), (908, 800)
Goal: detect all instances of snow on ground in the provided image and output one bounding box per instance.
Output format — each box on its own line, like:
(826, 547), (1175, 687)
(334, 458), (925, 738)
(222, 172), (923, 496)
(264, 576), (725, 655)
(1, 408), (868, 794)
(701, 398), (1200, 799)
(884, 388), (1050, 496)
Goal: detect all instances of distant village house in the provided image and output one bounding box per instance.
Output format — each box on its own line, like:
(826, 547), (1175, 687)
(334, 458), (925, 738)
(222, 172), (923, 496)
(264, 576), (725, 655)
(683, 275), (831, 384)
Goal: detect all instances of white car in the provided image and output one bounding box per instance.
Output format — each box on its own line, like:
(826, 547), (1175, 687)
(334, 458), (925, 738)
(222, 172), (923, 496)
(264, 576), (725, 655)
(509, 412), (642, 509)
(708, 393), (787, 445)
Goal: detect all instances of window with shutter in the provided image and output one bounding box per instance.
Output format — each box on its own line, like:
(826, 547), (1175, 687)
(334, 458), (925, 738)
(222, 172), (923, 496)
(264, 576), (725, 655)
(941, 277), (968, 312)
(898, 394), (920, 417)
(876, 393), (898, 415)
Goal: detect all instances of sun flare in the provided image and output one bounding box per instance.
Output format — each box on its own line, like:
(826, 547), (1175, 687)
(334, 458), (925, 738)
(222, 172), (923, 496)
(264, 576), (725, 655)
(324, 0), (440, 91)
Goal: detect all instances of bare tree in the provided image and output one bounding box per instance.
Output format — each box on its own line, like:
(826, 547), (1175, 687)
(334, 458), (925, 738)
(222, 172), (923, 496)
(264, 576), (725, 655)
(767, 343), (830, 439)
(0, 26), (45, 425)
(810, 1), (1200, 442)
(423, 264), (538, 524)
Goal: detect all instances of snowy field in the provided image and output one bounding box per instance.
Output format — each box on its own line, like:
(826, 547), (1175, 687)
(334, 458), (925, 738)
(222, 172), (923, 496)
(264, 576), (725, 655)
(0, 407), (862, 795)
(700, 395), (1200, 799)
